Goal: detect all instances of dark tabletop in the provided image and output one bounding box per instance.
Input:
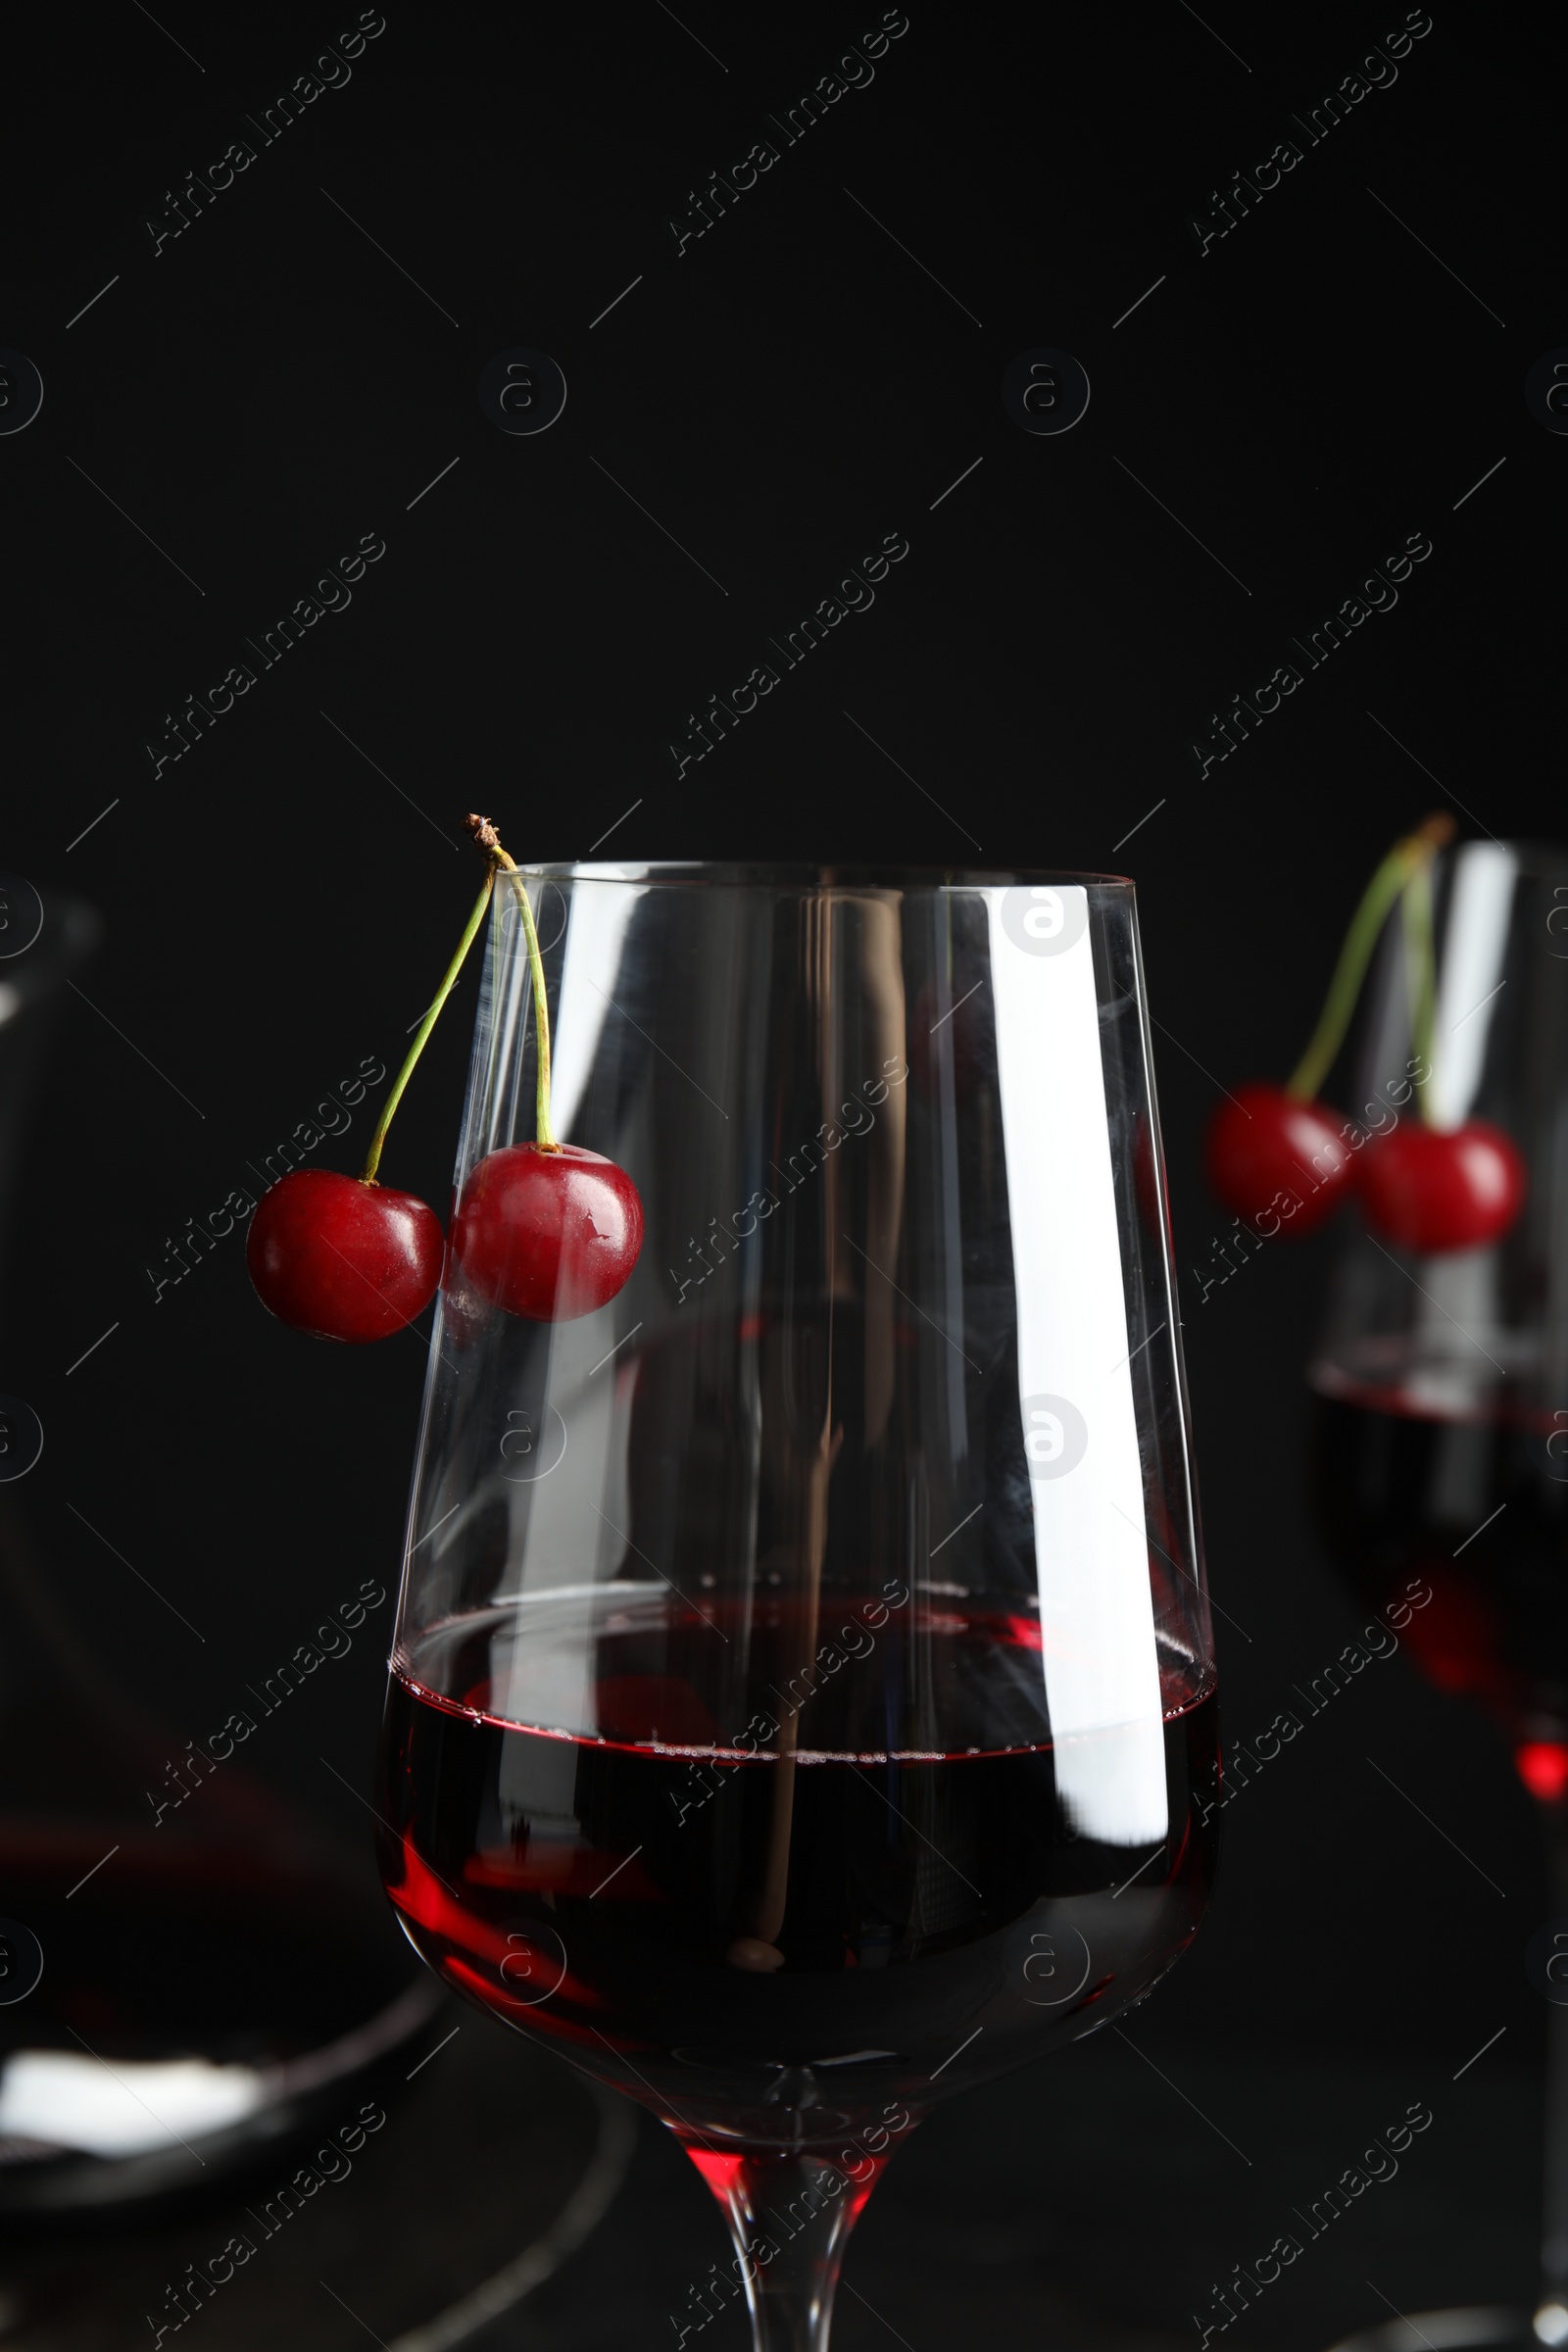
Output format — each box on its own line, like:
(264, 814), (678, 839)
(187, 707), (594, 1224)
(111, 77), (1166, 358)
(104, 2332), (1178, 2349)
(0, 2000), (1535, 2352)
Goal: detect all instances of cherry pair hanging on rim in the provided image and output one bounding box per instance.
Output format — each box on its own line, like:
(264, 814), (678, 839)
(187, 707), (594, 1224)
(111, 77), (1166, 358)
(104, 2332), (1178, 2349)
(247, 817), (643, 1344)
(1204, 814), (1525, 1254)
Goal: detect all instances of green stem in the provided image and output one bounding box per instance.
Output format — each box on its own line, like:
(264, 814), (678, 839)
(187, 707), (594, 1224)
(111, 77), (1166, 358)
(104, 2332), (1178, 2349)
(499, 858), (557, 1150)
(1285, 815), (1453, 1102)
(1400, 853), (1438, 1124)
(464, 815), (557, 1151)
(359, 868), (496, 1185)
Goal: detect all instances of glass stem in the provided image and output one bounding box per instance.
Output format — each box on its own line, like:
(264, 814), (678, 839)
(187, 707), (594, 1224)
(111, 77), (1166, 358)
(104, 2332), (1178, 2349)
(1539, 1795), (1568, 2334)
(680, 2148), (888, 2352)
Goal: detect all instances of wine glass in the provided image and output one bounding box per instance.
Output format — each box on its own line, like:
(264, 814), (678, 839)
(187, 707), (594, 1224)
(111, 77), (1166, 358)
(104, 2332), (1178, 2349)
(0, 888), (439, 2213)
(374, 863), (1219, 2351)
(1307, 839), (1568, 2349)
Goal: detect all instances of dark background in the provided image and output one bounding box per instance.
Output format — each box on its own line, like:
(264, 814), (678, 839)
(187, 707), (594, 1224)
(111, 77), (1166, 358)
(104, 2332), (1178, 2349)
(0, 0), (1559, 2340)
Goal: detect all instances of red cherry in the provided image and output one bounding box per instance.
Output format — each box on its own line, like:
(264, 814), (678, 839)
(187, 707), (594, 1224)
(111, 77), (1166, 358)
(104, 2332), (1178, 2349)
(247, 1168), (443, 1343)
(452, 1144), (644, 1321)
(1360, 1118), (1525, 1253)
(1203, 1083), (1358, 1238)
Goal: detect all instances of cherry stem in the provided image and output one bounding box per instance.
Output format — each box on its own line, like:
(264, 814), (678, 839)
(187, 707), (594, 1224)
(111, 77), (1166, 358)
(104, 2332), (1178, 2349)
(1399, 852), (1440, 1125)
(1285, 814), (1454, 1104)
(465, 814), (558, 1151)
(359, 866), (497, 1186)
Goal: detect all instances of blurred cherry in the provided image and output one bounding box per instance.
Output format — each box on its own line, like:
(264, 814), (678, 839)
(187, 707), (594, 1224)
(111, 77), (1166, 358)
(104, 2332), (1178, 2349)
(1203, 1084), (1358, 1237)
(1360, 1118), (1525, 1253)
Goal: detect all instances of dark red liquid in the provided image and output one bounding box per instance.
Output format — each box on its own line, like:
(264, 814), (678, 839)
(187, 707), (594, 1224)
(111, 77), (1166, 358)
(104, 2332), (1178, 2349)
(1309, 1389), (1568, 1783)
(375, 1599), (1218, 2150)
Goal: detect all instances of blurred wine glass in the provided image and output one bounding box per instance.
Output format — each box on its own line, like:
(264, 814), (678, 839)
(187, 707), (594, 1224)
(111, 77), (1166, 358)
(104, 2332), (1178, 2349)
(1308, 840), (1568, 2346)
(0, 882), (439, 2216)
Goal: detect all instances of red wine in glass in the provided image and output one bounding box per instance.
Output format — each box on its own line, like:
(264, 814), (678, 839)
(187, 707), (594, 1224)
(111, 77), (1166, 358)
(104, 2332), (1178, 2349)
(1309, 1388), (1568, 1789)
(376, 1593), (1218, 2148)
(377, 865), (1221, 2351)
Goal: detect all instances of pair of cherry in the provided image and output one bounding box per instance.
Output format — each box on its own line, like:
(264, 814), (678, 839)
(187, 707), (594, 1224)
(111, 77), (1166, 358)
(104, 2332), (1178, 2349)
(1205, 1085), (1524, 1253)
(247, 819), (643, 1345)
(248, 1146), (643, 1343)
(1203, 816), (1525, 1255)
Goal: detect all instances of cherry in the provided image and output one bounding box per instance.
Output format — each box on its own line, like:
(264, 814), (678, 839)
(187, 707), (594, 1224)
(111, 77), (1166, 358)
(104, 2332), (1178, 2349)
(1359, 1118), (1525, 1253)
(452, 1143), (644, 1322)
(1203, 1084), (1358, 1237)
(1200, 815), (1462, 1243)
(247, 1169), (442, 1343)
(245, 814), (645, 1345)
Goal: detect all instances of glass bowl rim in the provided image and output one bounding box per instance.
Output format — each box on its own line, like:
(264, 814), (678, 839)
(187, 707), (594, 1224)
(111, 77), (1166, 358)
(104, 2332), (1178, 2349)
(503, 861), (1138, 891)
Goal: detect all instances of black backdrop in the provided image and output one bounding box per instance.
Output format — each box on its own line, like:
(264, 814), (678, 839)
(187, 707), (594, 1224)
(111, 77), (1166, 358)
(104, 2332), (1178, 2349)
(1, 0), (1561, 2328)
